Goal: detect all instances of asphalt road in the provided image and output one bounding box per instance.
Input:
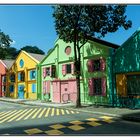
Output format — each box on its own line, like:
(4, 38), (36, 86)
(0, 101), (140, 136)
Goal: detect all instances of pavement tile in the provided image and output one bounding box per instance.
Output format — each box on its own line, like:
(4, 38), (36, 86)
(69, 120), (85, 125)
(99, 116), (113, 119)
(49, 124), (66, 129)
(86, 118), (99, 122)
(24, 128), (43, 135)
(45, 129), (64, 135)
(68, 125), (85, 131)
(86, 121), (102, 127)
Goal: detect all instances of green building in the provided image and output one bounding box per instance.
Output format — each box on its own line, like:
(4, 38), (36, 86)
(114, 29), (140, 108)
(37, 37), (119, 105)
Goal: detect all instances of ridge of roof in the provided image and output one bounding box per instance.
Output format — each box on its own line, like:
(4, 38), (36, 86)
(0, 59), (14, 69)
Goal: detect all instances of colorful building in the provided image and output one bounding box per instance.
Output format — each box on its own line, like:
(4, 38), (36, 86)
(0, 60), (14, 97)
(7, 51), (45, 99)
(114, 29), (140, 108)
(37, 37), (119, 106)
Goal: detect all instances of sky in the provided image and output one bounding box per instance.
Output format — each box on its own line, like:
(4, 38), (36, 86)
(0, 4), (140, 54)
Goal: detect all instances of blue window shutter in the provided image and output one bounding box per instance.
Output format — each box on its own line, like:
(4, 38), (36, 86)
(32, 84), (36, 93)
(30, 71), (32, 80)
(18, 73), (20, 81)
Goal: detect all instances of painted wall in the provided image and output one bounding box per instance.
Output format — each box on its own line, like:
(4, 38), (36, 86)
(38, 38), (114, 105)
(8, 51), (38, 100)
(114, 29), (140, 108)
(0, 61), (7, 97)
(114, 30), (140, 73)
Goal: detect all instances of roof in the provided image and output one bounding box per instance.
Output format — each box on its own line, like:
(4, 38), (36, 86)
(26, 52), (46, 62)
(2, 60), (14, 68)
(121, 28), (140, 47)
(86, 36), (120, 49)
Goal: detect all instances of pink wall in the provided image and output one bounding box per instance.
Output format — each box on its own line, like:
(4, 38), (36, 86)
(52, 79), (77, 103)
(52, 81), (61, 103)
(0, 62), (7, 97)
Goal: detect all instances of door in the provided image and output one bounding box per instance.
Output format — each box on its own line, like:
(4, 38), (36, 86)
(18, 85), (24, 99)
(61, 82), (69, 103)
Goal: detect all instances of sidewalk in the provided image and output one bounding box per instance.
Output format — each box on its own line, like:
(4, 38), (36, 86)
(0, 97), (140, 122)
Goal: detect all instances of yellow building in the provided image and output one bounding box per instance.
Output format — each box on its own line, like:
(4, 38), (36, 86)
(7, 51), (45, 100)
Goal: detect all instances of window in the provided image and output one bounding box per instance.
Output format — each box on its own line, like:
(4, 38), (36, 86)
(51, 65), (56, 77)
(62, 63), (74, 75)
(30, 70), (36, 80)
(127, 75), (140, 95)
(88, 77), (106, 96)
(32, 84), (36, 93)
(94, 60), (101, 71)
(65, 46), (71, 55)
(46, 67), (50, 76)
(2, 86), (6, 92)
(94, 79), (102, 95)
(18, 72), (25, 82)
(2, 76), (6, 83)
(10, 74), (15, 82)
(66, 64), (71, 74)
(19, 59), (24, 68)
(10, 85), (14, 92)
(87, 58), (106, 72)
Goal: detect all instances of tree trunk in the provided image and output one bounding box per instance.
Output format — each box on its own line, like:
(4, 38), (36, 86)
(75, 41), (81, 108)
(73, 29), (81, 108)
(75, 61), (81, 108)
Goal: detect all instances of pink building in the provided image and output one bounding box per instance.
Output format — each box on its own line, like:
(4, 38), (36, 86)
(0, 60), (14, 97)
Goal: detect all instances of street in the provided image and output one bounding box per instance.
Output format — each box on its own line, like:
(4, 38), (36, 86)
(0, 101), (140, 136)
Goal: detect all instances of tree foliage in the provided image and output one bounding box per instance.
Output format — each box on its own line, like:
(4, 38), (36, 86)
(20, 45), (45, 55)
(53, 5), (132, 43)
(0, 47), (18, 59)
(0, 31), (13, 48)
(53, 5), (132, 107)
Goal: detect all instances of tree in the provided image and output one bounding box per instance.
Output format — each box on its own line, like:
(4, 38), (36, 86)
(53, 5), (132, 108)
(20, 46), (45, 55)
(0, 31), (13, 48)
(0, 47), (18, 59)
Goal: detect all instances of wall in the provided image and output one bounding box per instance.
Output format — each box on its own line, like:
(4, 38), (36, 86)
(8, 51), (38, 99)
(0, 62), (7, 96)
(38, 38), (114, 105)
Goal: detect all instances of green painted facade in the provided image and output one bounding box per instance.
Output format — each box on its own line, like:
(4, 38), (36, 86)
(37, 37), (117, 105)
(114, 29), (140, 108)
